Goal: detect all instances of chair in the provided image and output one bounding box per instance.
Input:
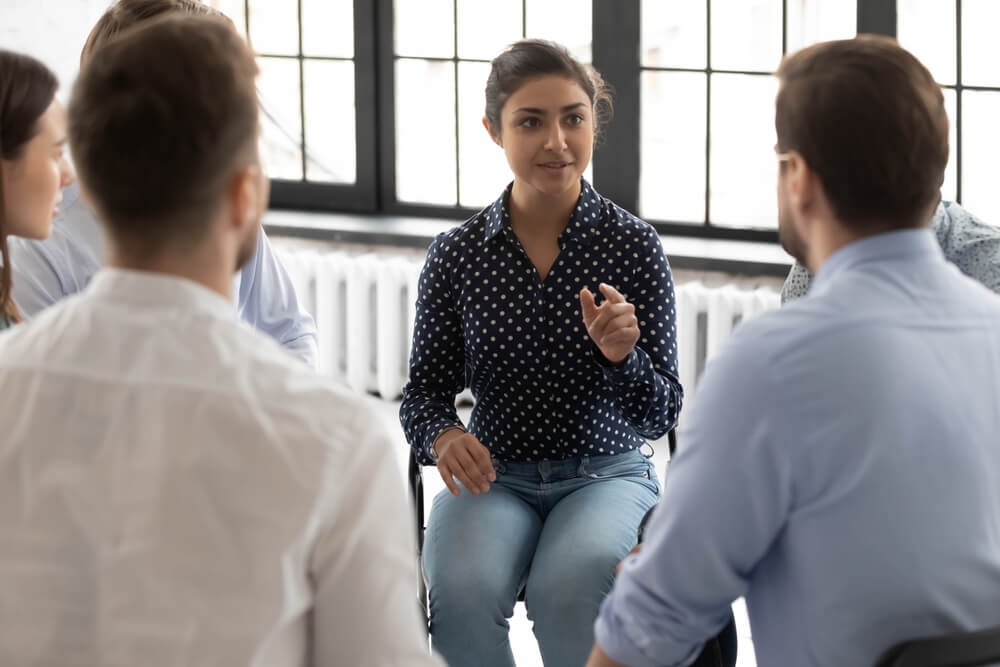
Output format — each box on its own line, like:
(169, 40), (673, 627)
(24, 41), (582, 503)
(873, 624), (1000, 667)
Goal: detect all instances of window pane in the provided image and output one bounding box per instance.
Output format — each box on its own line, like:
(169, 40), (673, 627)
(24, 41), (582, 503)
(961, 91), (1000, 223)
(395, 0), (454, 58)
(396, 59), (457, 204)
(302, 0), (353, 58)
(898, 0), (956, 85)
(785, 0), (855, 53)
(641, 0), (706, 69)
(210, 0), (247, 37)
(942, 88), (957, 203)
(259, 58), (303, 180)
(526, 0), (592, 62)
(303, 60), (356, 183)
(640, 71), (706, 223)
(961, 0), (1000, 87)
(458, 62), (511, 207)
(248, 0), (299, 56)
(710, 0), (782, 72)
(457, 0), (521, 60)
(710, 74), (778, 228)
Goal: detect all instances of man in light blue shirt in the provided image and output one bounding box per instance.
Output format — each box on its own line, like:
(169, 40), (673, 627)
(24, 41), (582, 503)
(589, 36), (1000, 667)
(9, 0), (317, 367)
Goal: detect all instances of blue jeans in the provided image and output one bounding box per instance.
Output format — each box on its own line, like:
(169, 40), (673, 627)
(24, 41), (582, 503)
(423, 449), (659, 667)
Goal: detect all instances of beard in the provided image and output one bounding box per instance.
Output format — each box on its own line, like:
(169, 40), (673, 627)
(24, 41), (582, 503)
(778, 203), (809, 268)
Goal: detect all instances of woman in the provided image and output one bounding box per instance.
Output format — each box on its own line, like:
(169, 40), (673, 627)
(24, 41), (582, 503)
(400, 39), (682, 667)
(0, 49), (75, 330)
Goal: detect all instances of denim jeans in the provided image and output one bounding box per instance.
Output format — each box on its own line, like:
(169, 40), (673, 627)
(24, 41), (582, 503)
(423, 448), (659, 667)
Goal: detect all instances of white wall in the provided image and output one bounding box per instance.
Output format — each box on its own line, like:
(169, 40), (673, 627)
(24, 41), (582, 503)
(0, 0), (113, 99)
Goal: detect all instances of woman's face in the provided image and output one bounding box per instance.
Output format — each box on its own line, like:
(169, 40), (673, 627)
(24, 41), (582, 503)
(487, 74), (594, 201)
(2, 98), (75, 240)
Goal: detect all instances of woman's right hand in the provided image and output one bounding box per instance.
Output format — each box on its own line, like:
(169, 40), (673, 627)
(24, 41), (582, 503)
(433, 428), (496, 496)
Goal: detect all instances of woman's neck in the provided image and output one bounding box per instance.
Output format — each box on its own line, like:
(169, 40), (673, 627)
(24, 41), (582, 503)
(509, 179), (581, 240)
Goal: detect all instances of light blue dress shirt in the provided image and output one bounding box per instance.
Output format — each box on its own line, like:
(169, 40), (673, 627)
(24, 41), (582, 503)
(595, 229), (1000, 667)
(8, 183), (318, 366)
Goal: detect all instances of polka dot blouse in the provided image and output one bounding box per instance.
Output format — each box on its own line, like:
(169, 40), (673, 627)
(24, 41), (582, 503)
(400, 179), (683, 464)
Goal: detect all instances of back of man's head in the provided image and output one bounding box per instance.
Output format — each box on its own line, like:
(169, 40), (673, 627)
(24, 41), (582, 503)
(81, 0), (224, 65)
(776, 36), (948, 232)
(68, 14), (259, 257)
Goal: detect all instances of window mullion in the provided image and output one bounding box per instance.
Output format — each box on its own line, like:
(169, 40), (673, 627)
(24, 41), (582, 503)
(592, 0), (640, 213)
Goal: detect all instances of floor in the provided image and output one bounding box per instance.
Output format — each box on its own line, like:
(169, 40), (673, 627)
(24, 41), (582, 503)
(369, 396), (757, 667)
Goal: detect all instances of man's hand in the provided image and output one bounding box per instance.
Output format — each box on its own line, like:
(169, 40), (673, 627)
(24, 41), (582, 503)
(580, 283), (639, 366)
(433, 428), (495, 496)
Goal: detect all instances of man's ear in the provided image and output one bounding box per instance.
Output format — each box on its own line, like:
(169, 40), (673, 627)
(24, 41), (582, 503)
(784, 151), (817, 214)
(227, 166), (263, 231)
(483, 116), (502, 148)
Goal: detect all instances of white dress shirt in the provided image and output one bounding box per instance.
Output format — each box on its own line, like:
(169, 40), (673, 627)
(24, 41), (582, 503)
(0, 268), (441, 667)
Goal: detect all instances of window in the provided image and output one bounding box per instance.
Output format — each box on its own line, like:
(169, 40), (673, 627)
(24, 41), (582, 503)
(639, 0), (855, 231)
(218, 1), (992, 242)
(213, 0), (377, 210)
(898, 0), (1000, 224)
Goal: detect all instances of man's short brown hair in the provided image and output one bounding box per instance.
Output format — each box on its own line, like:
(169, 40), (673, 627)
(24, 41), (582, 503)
(775, 35), (949, 231)
(81, 0), (223, 65)
(68, 14), (259, 254)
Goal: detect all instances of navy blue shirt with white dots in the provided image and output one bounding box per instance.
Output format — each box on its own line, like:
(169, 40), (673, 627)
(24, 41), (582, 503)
(400, 179), (683, 465)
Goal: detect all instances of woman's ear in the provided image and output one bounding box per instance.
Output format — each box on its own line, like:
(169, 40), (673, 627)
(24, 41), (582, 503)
(483, 116), (502, 148)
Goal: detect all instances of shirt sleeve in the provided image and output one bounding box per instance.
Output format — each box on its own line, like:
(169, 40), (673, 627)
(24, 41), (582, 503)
(236, 229), (318, 368)
(309, 414), (446, 667)
(594, 332), (793, 667)
(597, 227), (682, 441)
(399, 235), (467, 465)
(780, 261), (813, 304)
(934, 201), (1000, 294)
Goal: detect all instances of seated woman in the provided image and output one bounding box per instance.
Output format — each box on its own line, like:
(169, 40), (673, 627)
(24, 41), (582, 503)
(0, 49), (74, 329)
(400, 39), (682, 667)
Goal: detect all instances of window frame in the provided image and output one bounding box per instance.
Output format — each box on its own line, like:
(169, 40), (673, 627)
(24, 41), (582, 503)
(256, 0), (901, 244)
(243, 0), (379, 212)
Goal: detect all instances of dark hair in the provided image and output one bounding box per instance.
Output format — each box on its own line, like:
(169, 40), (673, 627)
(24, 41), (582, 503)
(0, 49), (58, 322)
(485, 39), (613, 139)
(81, 0), (223, 65)
(68, 14), (259, 256)
(775, 35), (948, 231)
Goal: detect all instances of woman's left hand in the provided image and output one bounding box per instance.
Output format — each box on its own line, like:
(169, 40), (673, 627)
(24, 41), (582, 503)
(579, 283), (639, 366)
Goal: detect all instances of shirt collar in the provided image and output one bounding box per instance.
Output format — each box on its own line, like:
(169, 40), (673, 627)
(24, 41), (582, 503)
(482, 178), (604, 245)
(812, 227), (943, 292)
(87, 268), (236, 321)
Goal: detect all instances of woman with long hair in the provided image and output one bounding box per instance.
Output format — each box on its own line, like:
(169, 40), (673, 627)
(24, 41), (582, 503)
(0, 49), (74, 329)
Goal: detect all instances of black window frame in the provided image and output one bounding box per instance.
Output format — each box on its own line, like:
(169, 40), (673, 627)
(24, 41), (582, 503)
(254, 0), (901, 245)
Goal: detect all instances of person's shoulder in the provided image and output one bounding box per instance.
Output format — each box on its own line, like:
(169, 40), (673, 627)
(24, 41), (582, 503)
(599, 196), (657, 236)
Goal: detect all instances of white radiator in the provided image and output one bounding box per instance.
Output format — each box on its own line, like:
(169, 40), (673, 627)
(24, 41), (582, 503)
(276, 249), (781, 400)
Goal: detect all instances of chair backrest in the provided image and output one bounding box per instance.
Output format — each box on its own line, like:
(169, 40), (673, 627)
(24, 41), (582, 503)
(874, 624), (1000, 667)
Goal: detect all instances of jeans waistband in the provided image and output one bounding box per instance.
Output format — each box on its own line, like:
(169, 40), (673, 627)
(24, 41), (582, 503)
(492, 448), (646, 482)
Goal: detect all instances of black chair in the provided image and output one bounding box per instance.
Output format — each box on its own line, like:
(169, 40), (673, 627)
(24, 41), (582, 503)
(873, 624), (1000, 667)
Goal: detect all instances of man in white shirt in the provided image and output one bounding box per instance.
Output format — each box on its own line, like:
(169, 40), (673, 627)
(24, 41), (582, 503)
(0, 15), (441, 667)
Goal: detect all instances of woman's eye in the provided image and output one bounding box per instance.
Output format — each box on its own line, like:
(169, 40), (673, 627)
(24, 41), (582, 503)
(520, 117), (540, 128)
(566, 114), (584, 126)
